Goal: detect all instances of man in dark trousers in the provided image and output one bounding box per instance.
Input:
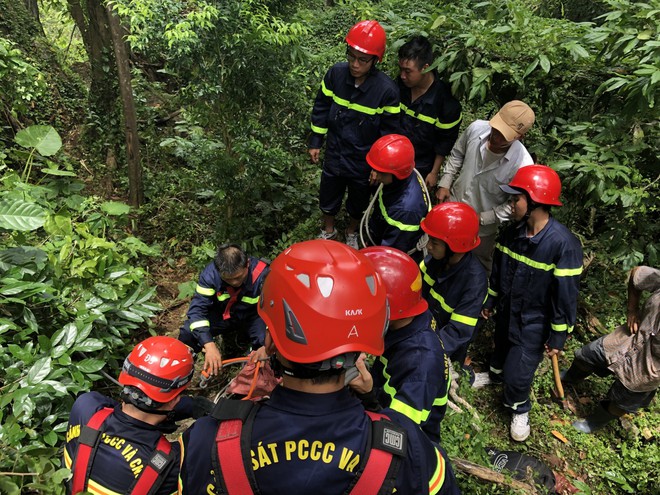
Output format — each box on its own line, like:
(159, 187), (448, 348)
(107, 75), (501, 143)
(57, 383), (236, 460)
(564, 265), (659, 433)
(483, 165), (583, 442)
(178, 240), (460, 495)
(178, 243), (269, 375)
(309, 20), (400, 249)
(64, 337), (198, 494)
(398, 36), (462, 190)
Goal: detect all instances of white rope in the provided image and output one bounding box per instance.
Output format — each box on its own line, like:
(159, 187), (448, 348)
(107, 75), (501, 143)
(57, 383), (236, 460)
(358, 183), (383, 249)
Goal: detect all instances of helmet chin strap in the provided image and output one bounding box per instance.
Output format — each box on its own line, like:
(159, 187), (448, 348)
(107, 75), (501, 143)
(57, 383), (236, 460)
(271, 353), (359, 380)
(121, 386), (173, 416)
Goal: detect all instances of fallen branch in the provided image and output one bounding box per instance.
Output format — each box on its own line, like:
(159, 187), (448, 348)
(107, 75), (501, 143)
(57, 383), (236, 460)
(451, 457), (540, 494)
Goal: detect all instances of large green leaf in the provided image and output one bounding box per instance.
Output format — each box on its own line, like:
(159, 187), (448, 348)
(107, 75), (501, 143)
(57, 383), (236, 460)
(27, 356), (52, 385)
(15, 125), (62, 156)
(77, 358), (106, 373)
(0, 199), (46, 231)
(101, 201), (131, 216)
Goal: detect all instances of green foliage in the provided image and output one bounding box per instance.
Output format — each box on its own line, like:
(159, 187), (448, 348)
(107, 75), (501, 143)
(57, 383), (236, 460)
(0, 37), (47, 117)
(379, 0), (658, 269)
(0, 126), (162, 491)
(590, 0), (660, 113)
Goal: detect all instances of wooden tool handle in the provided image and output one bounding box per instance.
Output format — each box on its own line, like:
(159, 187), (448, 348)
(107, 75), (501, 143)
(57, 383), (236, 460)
(551, 354), (565, 400)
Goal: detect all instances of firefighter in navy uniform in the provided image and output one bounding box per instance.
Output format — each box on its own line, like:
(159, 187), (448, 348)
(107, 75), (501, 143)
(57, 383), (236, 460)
(483, 165), (583, 442)
(309, 20), (400, 249)
(353, 246), (450, 444)
(363, 134), (430, 257)
(397, 36), (461, 189)
(64, 337), (198, 495)
(419, 202), (488, 374)
(178, 243), (269, 376)
(178, 240), (460, 495)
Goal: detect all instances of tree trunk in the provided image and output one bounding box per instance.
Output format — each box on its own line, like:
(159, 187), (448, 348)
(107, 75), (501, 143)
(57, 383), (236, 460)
(22, 0), (44, 34)
(106, 4), (143, 208)
(65, 0), (122, 195)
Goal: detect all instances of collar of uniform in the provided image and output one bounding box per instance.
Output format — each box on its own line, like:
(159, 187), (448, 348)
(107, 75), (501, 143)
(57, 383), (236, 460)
(344, 67), (376, 93)
(266, 385), (361, 415)
(514, 217), (555, 244)
(384, 310), (432, 349)
(112, 404), (165, 431)
(424, 251), (472, 282)
(398, 71), (438, 106)
(382, 174), (411, 197)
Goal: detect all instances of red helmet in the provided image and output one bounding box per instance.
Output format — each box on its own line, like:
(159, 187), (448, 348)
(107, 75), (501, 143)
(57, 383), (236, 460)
(258, 240), (388, 364)
(345, 20), (386, 62)
(501, 164), (563, 206)
(421, 202), (481, 253)
(360, 247), (428, 320)
(118, 336), (194, 403)
(366, 134), (415, 180)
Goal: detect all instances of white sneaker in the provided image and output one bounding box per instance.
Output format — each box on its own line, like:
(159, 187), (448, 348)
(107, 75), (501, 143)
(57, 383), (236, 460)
(317, 229), (338, 241)
(510, 412), (530, 442)
(345, 231), (359, 250)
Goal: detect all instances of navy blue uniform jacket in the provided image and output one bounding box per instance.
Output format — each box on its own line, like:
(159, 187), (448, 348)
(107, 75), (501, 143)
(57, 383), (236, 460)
(398, 74), (462, 177)
(372, 310), (450, 444)
(309, 63), (400, 179)
(183, 256), (269, 348)
(368, 173), (429, 253)
(420, 252), (488, 357)
(63, 392), (180, 495)
(485, 218), (583, 350)
(178, 386), (459, 494)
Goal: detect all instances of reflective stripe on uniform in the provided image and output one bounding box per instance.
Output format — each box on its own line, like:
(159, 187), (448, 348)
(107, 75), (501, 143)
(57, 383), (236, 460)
(196, 285), (215, 296)
(241, 296), (259, 305)
(488, 287), (498, 297)
(310, 123), (327, 135)
(217, 293), (230, 302)
(504, 399), (528, 411)
(379, 356), (448, 423)
(429, 447), (446, 495)
(495, 244), (583, 277)
(190, 320), (210, 330)
(419, 259), (435, 287)
(450, 312), (478, 327)
(320, 80), (401, 116)
(377, 192), (420, 232)
(401, 104), (462, 130)
(551, 322), (574, 333)
(419, 260), (478, 328)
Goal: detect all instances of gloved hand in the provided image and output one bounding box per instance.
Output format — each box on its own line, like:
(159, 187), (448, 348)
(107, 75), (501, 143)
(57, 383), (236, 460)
(191, 396), (215, 419)
(171, 395), (215, 421)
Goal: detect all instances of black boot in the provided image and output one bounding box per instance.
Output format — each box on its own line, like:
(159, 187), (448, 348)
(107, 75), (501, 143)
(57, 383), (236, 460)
(573, 402), (620, 433)
(560, 360), (592, 384)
